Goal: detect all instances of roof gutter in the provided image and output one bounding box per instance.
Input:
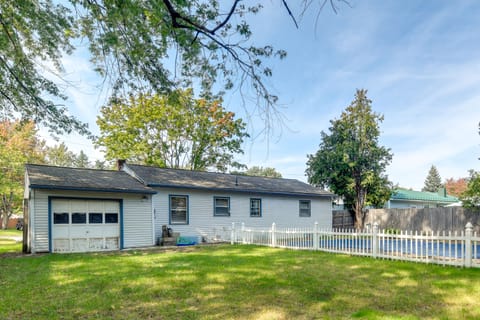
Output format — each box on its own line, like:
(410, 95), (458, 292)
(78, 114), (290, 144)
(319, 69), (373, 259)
(29, 185), (157, 195)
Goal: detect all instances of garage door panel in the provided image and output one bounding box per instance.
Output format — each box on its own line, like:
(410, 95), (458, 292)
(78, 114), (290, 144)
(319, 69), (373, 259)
(104, 201), (119, 212)
(54, 226), (69, 237)
(102, 226), (119, 237)
(105, 237), (119, 249)
(53, 239), (70, 253)
(88, 200), (104, 212)
(71, 199), (88, 208)
(52, 199), (70, 212)
(72, 238), (88, 252)
(51, 199), (120, 253)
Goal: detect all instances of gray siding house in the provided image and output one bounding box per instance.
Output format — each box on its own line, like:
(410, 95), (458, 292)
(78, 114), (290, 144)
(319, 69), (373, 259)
(24, 162), (333, 253)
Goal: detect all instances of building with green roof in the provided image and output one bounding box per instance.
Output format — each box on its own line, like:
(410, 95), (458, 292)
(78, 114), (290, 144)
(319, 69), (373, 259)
(387, 188), (459, 209)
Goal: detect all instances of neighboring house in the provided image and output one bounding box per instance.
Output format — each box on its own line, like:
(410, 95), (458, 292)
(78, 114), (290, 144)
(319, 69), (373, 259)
(386, 188), (458, 209)
(24, 162), (333, 253)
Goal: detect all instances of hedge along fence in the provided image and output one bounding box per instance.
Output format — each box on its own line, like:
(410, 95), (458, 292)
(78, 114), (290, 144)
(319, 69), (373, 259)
(229, 222), (480, 268)
(365, 207), (480, 233)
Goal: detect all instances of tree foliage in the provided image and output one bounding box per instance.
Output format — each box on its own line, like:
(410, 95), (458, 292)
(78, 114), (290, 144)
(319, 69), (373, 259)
(1, 0), (346, 135)
(95, 89), (248, 172)
(0, 0), (87, 134)
(0, 120), (45, 229)
(74, 150), (91, 168)
(461, 123), (480, 207)
(45, 143), (104, 169)
(461, 170), (480, 208)
(232, 166), (283, 178)
(422, 165), (443, 193)
(306, 89), (393, 228)
(444, 177), (468, 198)
(45, 142), (77, 167)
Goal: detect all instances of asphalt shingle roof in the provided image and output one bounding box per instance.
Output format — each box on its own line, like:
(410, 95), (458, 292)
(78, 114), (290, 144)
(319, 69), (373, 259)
(26, 164), (156, 194)
(391, 188), (458, 203)
(126, 164), (333, 198)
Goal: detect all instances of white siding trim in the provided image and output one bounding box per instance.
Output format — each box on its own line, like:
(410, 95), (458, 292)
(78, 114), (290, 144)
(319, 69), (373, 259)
(151, 195), (155, 245)
(30, 189), (36, 253)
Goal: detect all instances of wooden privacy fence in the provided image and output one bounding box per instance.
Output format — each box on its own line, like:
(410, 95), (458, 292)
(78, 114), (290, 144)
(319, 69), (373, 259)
(332, 210), (354, 229)
(228, 222), (480, 268)
(366, 207), (480, 233)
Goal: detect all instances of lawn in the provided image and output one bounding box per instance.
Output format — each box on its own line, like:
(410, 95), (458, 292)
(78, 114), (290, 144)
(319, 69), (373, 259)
(0, 229), (22, 254)
(1, 244), (480, 320)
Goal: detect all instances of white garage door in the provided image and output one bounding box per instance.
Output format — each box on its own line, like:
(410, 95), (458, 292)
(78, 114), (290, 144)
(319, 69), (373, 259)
(51, 199), (120, 253)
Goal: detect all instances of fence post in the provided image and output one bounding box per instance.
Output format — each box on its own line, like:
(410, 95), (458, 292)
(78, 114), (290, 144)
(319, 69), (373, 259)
(231, 222), (235, 245)
(241, 222), (245, 244)
(314, 221), (319, 250)
(271, 223), (277, 247)
(465, 222), (473, 268)
(372, 222), (379, 258)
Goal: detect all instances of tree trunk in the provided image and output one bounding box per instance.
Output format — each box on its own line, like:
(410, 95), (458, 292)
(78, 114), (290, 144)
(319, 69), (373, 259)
(1, 192), (14, 230)
(354, 187), (366, 229)
(1, 212), (7, 230)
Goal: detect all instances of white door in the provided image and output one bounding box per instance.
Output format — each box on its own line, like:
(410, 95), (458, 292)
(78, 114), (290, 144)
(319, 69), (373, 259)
(51, 199), (120, 253)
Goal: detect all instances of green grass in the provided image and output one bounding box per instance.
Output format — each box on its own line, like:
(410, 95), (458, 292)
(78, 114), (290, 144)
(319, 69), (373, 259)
(0, 229), (22, 254)
(1, 245), (480, 319)
(0, 228), (23, 238)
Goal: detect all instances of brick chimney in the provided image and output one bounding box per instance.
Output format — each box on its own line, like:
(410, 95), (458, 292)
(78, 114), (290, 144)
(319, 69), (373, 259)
(117, 159), (126, 171)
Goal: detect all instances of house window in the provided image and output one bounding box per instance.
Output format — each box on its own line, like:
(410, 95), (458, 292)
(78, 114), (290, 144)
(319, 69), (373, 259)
(214, 197), (230, 216)
(53, 212), (69, 224)
(72, 212), (87, 224)
(170, 195), (188, 224)
(250, 198), (262, 217)
(299, 200), (311, 217)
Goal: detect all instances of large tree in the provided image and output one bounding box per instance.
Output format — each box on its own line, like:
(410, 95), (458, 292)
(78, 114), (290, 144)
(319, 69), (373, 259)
(306, 89), (393, 228)
(0, 1), (346, 135)
(422, 165), (443, 193)
(0, 121), (45, 229)
(95, 89), (248, 172)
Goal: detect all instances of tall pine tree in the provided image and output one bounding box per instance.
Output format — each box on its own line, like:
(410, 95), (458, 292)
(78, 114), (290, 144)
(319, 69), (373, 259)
(306, 89), (393, 229)
(422, 165), (443, 192)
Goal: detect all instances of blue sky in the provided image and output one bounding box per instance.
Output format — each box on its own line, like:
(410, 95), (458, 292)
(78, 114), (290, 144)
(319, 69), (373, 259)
(44, 0), (480, 191)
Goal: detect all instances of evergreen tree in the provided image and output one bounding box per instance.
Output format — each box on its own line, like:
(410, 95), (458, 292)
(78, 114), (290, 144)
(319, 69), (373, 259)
(45, 142), (77, 167)
(93, 160), (108, 170)
(306, 89), (393, 228)
(422, 165), (443, 192)
(75, 151), (91, 168)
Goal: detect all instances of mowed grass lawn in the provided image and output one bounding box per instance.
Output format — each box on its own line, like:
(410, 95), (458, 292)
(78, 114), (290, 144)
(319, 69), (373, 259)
(1, 244), (480, 320)
(0, 229), (22, 254)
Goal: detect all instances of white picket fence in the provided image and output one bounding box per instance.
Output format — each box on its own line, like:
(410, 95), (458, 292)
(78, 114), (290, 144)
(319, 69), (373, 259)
(227, 222), (480, 268)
